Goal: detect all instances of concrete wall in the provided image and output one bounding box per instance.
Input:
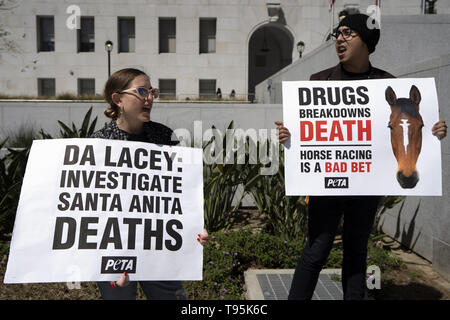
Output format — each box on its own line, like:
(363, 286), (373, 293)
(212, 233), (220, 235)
(378, 54), (450, 281)
(255, 14), (450, 281)
(0, 101), (282, 140)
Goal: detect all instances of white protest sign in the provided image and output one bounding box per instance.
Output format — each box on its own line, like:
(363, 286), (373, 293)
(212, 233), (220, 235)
(282, 78), (442, 196)
(4, 138), (204, 283)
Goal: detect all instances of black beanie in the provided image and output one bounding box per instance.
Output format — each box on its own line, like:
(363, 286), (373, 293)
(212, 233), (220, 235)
(338, 13), (380, 54)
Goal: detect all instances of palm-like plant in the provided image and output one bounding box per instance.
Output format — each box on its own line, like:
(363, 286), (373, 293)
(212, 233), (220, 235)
(203, 121), (246, 232)
(0, 139), (30, 237)
(0, 107), (99, 237)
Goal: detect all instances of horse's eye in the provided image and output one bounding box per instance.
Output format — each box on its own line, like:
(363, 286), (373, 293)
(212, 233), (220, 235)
(387, 123), (393, 129)
(420, 123), (424, 129)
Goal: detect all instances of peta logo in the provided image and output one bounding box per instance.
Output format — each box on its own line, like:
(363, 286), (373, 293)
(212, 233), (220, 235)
(324, 177), (349, 189)
(101, 257), (136, 274)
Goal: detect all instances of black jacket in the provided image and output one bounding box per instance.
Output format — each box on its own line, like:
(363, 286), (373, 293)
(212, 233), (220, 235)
(310, 63), (395, 81)
(91, 120), (179, 146)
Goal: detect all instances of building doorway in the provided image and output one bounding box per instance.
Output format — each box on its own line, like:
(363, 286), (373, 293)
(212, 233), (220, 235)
(248, 24), (293, 102)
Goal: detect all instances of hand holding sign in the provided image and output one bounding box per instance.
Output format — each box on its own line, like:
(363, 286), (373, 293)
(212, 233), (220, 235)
(432, 119), (448, 140)
(197, 229), (209, 245)
(275, 121), (291, 145)
(111, 272), (130, 289)
(110, 228), (208, 287)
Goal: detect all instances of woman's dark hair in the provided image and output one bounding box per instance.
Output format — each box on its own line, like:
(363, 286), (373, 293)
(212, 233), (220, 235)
(104, 68), (147, 119)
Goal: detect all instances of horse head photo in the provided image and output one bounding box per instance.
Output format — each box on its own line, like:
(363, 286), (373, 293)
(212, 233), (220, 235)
(385, 85), (424, 189)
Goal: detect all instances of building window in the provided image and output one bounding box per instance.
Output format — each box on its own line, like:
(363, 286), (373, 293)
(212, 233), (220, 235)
(38, 78), (55, 97)
(78, 78), (95, 96)
(37, 16), (54, 52)
(199, 79), (216, 99)
(199, 18), (216, 53)
(78, 17), (95, 52)
(159, 18), (176, 53)
(159, 79), (176, 99)
(118, 17), (135, 52)
(425, 0), (437, 14)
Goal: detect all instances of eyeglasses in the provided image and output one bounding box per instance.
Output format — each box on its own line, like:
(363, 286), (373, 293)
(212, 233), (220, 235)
(119, 87), (160, 100)
(330, 28), (357, 41)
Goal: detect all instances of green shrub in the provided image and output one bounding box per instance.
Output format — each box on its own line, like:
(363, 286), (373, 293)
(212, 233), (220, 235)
(55, 92), (103, 100)
(0, 139), (29, 237)
(0, 124), (37, 237)
(326, 236), (405, 272)
(0, 108), (98, 236)
(367, 236), (405, 272)
(184, 228), (304, 299)
(3, 123), (37, 148)
(0, 238), (10, 261)
(0, 93), (103, 100)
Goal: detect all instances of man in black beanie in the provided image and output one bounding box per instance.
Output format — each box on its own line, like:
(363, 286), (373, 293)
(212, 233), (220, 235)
(317, 13), (384, 77)
(275, 13), (447, 300)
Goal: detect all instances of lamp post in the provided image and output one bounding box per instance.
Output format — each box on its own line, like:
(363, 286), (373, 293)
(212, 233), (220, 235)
(104, 40), (113, 77)
(297, 41), (305, 58)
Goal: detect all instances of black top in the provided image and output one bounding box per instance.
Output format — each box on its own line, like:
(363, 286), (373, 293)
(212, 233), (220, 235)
(310, 63), (395, 81)
(91, 120), (179, 146)
(339, 64), (373, 80)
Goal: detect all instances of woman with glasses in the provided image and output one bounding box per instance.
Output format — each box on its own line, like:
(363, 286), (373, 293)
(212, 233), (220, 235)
(92, 68), (208, 300)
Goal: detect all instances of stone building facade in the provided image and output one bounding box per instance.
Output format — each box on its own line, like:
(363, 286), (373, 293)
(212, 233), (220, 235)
(1, 0), (449, 100)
